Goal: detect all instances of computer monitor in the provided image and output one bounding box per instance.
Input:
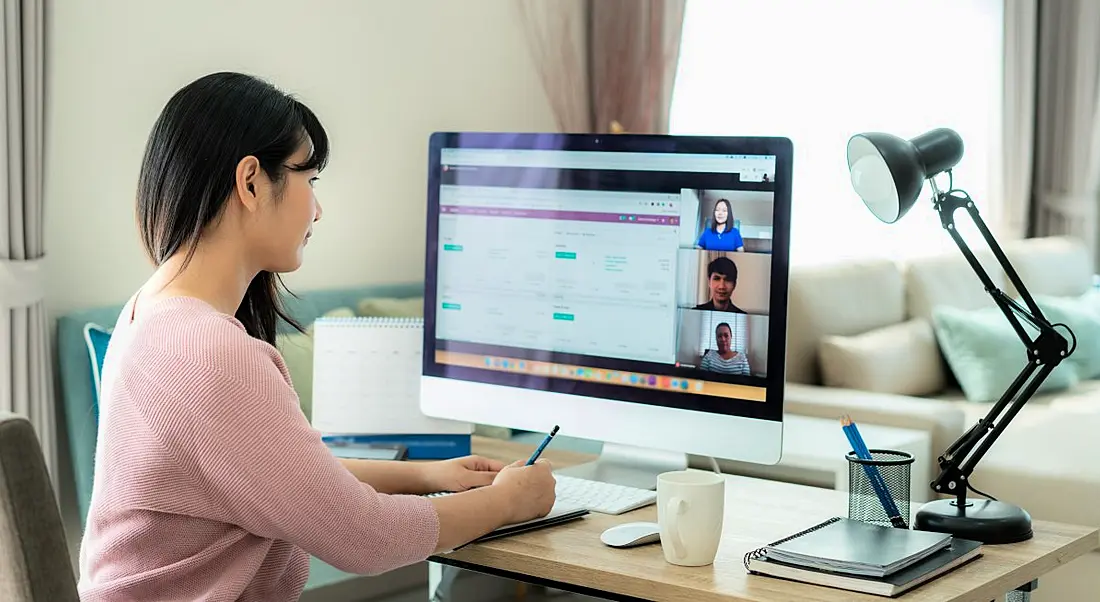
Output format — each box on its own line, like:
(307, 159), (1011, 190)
(420, 133), (792, 489)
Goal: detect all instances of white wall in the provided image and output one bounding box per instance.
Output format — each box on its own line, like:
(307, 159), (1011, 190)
(45, 0), (557, 315)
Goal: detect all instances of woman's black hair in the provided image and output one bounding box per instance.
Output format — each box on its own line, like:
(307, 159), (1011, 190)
(136, 71), (329, 345)
(710, 199), (733, 233)
(716, 322), (732, 335)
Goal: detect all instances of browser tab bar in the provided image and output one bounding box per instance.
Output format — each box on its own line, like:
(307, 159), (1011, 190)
(441, 148), (775, 175)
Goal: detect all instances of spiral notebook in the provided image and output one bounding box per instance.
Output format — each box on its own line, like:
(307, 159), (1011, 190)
(311, 317), (471, 458)
(744, 517), (982, 597)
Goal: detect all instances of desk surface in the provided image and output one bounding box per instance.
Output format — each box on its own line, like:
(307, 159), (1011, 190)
(434, 437), (1100, 602)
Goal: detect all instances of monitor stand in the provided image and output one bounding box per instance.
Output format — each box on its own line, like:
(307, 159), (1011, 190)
(555, 442), (688, 490)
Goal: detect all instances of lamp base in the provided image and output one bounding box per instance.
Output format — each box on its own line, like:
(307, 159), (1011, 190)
(914, 498), (1033, 544)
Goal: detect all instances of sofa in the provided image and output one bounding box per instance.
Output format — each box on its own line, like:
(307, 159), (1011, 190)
(781, 235), (1100, 601)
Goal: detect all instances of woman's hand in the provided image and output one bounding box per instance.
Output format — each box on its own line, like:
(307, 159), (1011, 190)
(422, 455), (506, 493)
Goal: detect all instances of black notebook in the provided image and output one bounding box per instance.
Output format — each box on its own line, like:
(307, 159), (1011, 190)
(744, 517), (983, 597)
(426, 492), (589, 548)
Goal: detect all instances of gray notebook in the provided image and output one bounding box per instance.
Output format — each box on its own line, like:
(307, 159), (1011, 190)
(758, 517), (952, 578)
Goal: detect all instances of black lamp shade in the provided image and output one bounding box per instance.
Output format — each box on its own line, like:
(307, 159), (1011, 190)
(846, 128), (965, 223)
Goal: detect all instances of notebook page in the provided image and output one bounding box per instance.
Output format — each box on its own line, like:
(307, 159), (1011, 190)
(311, 318), (470, 436)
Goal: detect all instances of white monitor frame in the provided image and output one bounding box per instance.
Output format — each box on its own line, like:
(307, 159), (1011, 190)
(419, 133), (793, 477)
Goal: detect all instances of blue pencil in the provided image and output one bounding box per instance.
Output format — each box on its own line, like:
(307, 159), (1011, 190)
(842, 417), (908, 529)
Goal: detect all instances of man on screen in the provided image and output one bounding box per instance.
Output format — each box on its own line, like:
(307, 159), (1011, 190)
(694, 256), (746, 313)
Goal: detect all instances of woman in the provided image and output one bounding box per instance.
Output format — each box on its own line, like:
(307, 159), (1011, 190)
(700, 322), (751, 375)
(78, 72), (556, 601)
(695, 198), (744, 252)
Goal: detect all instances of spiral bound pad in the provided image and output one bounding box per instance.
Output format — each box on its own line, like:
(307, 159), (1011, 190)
(310, 316), (471, 438)
(743, 517), (841, 569)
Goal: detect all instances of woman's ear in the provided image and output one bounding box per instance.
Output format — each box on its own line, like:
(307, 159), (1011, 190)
(235, 156), (262, 211)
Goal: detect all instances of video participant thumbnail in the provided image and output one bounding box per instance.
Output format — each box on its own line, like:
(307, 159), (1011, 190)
(675, 309), (770, 378)
(679, 189), (776, 254)
(676, 250), (772, 316)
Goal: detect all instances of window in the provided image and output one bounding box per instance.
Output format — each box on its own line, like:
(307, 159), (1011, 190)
(670, 0), (1005, 265)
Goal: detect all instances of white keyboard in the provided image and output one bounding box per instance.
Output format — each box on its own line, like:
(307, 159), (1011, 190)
(553, 474), (657, 515)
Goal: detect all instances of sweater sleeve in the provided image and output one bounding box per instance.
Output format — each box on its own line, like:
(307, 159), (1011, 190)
(128, 317), (440, 576)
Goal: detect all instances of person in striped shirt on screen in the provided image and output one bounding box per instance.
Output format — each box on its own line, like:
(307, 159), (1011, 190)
(699, 322), (751, 376)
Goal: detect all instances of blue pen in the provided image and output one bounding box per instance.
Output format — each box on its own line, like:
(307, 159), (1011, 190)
(527, 425), (560, 465)
(842, 417), (908, 529)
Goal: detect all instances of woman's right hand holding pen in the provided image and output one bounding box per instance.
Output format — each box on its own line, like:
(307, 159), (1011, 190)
(428, 459), (556, 552)
(494, 459), (557, 524)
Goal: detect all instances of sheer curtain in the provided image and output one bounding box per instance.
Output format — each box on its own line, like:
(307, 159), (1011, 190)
(0, 0), (51, 485)
(670, 0), (1005, 265)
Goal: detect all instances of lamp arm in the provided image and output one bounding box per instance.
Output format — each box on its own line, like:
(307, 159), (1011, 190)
(927, 187), (1071, 504)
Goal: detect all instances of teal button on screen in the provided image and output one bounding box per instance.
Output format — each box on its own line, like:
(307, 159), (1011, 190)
(553, 313), (575, 321)
(555, 251), (577, 259)
(443, 244), (463, 251)
(442, 302), (461, 310)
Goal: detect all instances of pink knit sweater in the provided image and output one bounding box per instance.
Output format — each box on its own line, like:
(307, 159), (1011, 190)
(78, 296), (440, 601)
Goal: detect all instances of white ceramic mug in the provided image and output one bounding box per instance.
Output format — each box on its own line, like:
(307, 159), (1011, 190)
(657, 470), (725, 566)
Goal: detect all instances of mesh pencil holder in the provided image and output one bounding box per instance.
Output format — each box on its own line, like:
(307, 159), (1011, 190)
(846, 449), (913, 528)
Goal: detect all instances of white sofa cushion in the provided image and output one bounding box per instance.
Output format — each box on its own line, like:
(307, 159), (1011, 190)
(906, 248), (1006, 321)
(818, 319), (946, 396)
(786, 259), (905, 385)
(1004, 236), (1093, 298)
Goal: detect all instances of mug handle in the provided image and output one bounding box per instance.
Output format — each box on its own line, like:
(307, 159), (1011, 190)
(666, 496), (687, 560)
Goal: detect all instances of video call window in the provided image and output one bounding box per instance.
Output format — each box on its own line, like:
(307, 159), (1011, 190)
(680, 188), (775, 254)
(676, 309), (770, 379)
(676, 250), (772, 316)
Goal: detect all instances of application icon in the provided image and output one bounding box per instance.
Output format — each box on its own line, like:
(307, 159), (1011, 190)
(694, 382), (704, 391)
(647, 375), (657, 386)
(519, 361), (526, 370)
(629, 374), (638, 384)
(484, 358), (492, 367)
(670, 379), (679, 388)
(680, 380), (689, 390)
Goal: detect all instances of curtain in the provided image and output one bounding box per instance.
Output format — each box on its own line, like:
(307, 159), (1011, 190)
(999, 0), (1037, 240)
(518, 0), (686, 134)
(1029, 0), (1100, 264)
(0, 0), (51, 485)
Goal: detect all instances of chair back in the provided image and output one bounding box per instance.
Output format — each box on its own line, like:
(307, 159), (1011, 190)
(0, 412), (79, 601)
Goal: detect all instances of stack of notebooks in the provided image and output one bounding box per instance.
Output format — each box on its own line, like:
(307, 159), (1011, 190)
(744, 517), (983, 597)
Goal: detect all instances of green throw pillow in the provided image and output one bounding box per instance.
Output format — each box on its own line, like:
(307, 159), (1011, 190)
(932, 305), (1079, 403)
(277, 306), (356, 420)
(1034, 290), (1100, 379)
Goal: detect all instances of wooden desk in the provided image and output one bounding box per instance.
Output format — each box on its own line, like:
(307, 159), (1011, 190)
(431, 437), (1100, 602)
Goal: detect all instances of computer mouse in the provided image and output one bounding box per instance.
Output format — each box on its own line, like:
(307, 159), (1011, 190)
(600, 522), (661, 548)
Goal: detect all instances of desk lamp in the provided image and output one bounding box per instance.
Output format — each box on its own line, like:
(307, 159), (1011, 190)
(845, 128), (1076, 544)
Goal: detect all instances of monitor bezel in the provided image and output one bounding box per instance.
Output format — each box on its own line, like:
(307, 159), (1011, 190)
(422, 132), (792, 424)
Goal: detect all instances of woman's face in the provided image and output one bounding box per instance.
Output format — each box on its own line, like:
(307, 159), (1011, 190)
(716, 325), (732, 353)
(246, 142), (323, 273)
(713, 202), (728, 225)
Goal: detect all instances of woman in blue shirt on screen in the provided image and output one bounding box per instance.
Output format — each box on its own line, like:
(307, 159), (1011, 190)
(695, 198), (744, 251)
